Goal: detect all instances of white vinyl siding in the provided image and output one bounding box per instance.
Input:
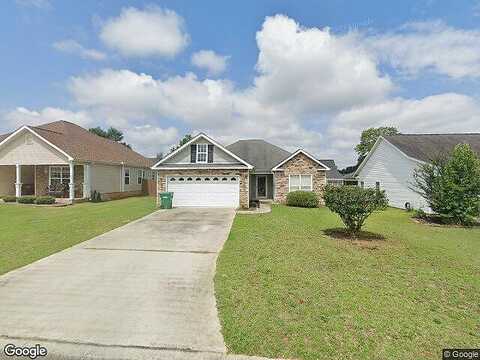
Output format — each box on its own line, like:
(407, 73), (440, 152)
(357, 139), (430, 211)
(162, 138), (242, 164)
(289, 174), (312, 192)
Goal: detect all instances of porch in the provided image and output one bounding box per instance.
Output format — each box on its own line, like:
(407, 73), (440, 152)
(0, 163), (91, 201)
(249, 173), (274, 201)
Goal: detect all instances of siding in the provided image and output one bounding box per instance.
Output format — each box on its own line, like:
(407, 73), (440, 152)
(357, 139), (429, 210)
(90, 164), (121, 194)
(124, 167), (144, 192)
(0, 130), (68, 165)
(164, 138), (241, 164)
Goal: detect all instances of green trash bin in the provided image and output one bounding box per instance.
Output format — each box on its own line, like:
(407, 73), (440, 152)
(159, 192), (174, 209)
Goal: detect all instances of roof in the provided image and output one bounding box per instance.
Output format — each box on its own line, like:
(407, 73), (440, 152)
(319, 159), (343, 179)
(0, 121), (154, 167)
(226, 139), (290, 173)
(153, 133), (253, 169)
(272, 149), (331, 171)
(385, 133), (480, 162)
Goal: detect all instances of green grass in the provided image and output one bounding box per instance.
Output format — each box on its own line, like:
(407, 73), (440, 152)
(0, 196), (156, 275)
(215, 205), (480, 360)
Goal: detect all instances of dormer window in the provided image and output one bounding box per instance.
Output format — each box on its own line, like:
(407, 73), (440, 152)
(197, 144), (208, 163)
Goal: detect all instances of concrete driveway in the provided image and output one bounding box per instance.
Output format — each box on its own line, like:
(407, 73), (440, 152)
(0, 208), (246, 360)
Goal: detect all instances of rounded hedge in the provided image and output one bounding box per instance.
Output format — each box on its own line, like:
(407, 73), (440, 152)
(35, 196), (56, 205)
(2, 196), (17, 203)
(17, 195), (36, 204)
(286, 190), (319, 208)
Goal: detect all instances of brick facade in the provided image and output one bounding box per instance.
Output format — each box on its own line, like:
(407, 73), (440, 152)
(156, 169), (249, 209)
(273, 152), (326, 205)
(34, 164), (84, 198)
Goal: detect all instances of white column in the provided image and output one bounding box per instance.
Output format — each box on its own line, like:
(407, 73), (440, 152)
(69, 162), (75, 200)
(83, 164), (91, 199)
(15, 164), (22, 197)
(120, 163), (125, 192)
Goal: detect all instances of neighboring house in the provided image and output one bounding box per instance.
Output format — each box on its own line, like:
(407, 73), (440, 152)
(152, 134), (337, 208)
(0, 121), (154, 201)
(354, 133), (480, 210)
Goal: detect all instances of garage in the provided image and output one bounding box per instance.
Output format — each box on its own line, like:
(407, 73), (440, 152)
(167, 175), (240, 208)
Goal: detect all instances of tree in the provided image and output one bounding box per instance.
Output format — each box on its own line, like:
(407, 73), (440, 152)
(155, 152), (164, 161)
(89, 126), (132, 149)
(323, 185), (388, 233)
(412, 144), (480, 225)
(170, 134), (192, 153)
(355, 127), (399, 161)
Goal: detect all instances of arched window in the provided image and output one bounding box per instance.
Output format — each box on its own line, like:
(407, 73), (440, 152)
(179, 177), (185, 181)
(222, 177), (228, 181)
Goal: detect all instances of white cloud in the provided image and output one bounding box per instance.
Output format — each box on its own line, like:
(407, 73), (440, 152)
(123, 125), (179, 156)
(367, 20), (480, 78)
(3, 107), (94, 130)
(100, 6), (189, 58)
(191, 50), (229, 76)
(53, 40), (107, 61)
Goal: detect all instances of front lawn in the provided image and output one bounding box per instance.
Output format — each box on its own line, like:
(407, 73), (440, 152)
(0, 196), (156, 275)
(215, 206), (480, 360)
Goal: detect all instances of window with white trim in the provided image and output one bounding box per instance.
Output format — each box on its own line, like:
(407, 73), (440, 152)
(137, 169), (143, 185)
(289, 175), (313, 192)
(124, 168), (130, 185)
(49, 166), (70, 187)
(196, 144), (207, 163)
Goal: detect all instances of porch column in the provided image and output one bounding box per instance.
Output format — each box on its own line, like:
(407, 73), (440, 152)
(69, 162), (75, 200)
(83, 164), (91, 199)
(15, 164), (22, 197)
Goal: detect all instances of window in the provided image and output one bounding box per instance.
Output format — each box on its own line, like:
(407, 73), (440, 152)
(137, 169), (143, 185)
(124, 168), (130, 185)
(49, 166), (70, 187)
(375, 181), (380, 191)
(197, 144), (207, 163)
(151, 171), (156, 180)
(289, 175), (312, 192)
(360, 181), (364, 188)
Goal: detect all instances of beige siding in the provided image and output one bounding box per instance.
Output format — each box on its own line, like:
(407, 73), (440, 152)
(164, 138), (241, 164)
(357, 139), (429, 210)
(90, 164), (122, 194)
(0, 166), (15, 196)
(0, 129), (68, 165)
(123, 167), (144, 192)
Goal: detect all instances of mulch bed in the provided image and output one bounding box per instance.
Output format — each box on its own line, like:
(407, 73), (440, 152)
(411, 216), (480, 228)
(323, 228), (386, 250)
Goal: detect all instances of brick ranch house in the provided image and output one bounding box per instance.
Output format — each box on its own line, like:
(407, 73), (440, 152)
(0, 121), (154, 201)
(153, 133), (343, 209)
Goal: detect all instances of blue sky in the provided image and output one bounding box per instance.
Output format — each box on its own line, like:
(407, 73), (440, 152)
(2, 0), (480, 165)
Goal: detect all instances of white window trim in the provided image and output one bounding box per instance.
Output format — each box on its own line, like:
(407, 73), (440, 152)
(196, 143), (208, 163)
(137, 169), (143, 185)
(288, 174), (313, 192)
(124, 168), (130, 185)
(48, 166), (70, 186)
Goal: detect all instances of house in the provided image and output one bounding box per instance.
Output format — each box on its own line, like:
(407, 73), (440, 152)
(354, 133), (480, 210)
(152, 134), (339, 208)
(0, 121), (154, 201)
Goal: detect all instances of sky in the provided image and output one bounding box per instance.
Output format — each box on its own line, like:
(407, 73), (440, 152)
(1, 0), (480, 166)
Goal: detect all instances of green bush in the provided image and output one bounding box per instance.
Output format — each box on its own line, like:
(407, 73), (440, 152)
(412, 144), (480, 225)
(323, 184), (388, 233)
(286, 191), (319, 208)
(2, 196), (17, 203)
(17, 195), (36, 204)
(35, 196), (56, 205)
(90, 190), (102, 203)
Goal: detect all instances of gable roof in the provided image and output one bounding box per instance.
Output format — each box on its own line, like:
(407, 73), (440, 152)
(320, 159), (343, 179)
(152, 133), (253, 169)
(272, 149), (331, 171)
(226, 139), (291, 173)
(384, 133), (480, 162)
(0, 121), (154, 167)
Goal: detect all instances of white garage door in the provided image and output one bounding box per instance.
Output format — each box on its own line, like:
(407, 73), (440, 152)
(167, 175), (240, 208)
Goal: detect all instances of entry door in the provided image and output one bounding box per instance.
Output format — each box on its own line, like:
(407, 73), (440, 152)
(257, 176), (266, 198)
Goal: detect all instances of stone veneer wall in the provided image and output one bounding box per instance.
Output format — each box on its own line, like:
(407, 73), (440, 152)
(273, 152), (326, 205)
(35, 164), (84, 198)
(156, 169), (249, 209)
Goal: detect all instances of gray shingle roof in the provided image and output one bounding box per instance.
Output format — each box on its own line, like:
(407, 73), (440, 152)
(385, 133), (480, 162)
(227, 139), (342, 178)
(227, 139), (290, 173)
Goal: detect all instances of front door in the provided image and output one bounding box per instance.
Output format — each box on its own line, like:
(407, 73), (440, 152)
(257, 176), (266, 198)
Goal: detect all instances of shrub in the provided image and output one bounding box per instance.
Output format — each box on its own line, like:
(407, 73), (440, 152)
(323, 184), (388, 233)
(286, 191), (319, 208)
(412, 144), (480, 225)
(90, 190), (102, 203)
(2, 196), (17, 203)
(35, 196), (56, 205)
(17, 195), (36, 204)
